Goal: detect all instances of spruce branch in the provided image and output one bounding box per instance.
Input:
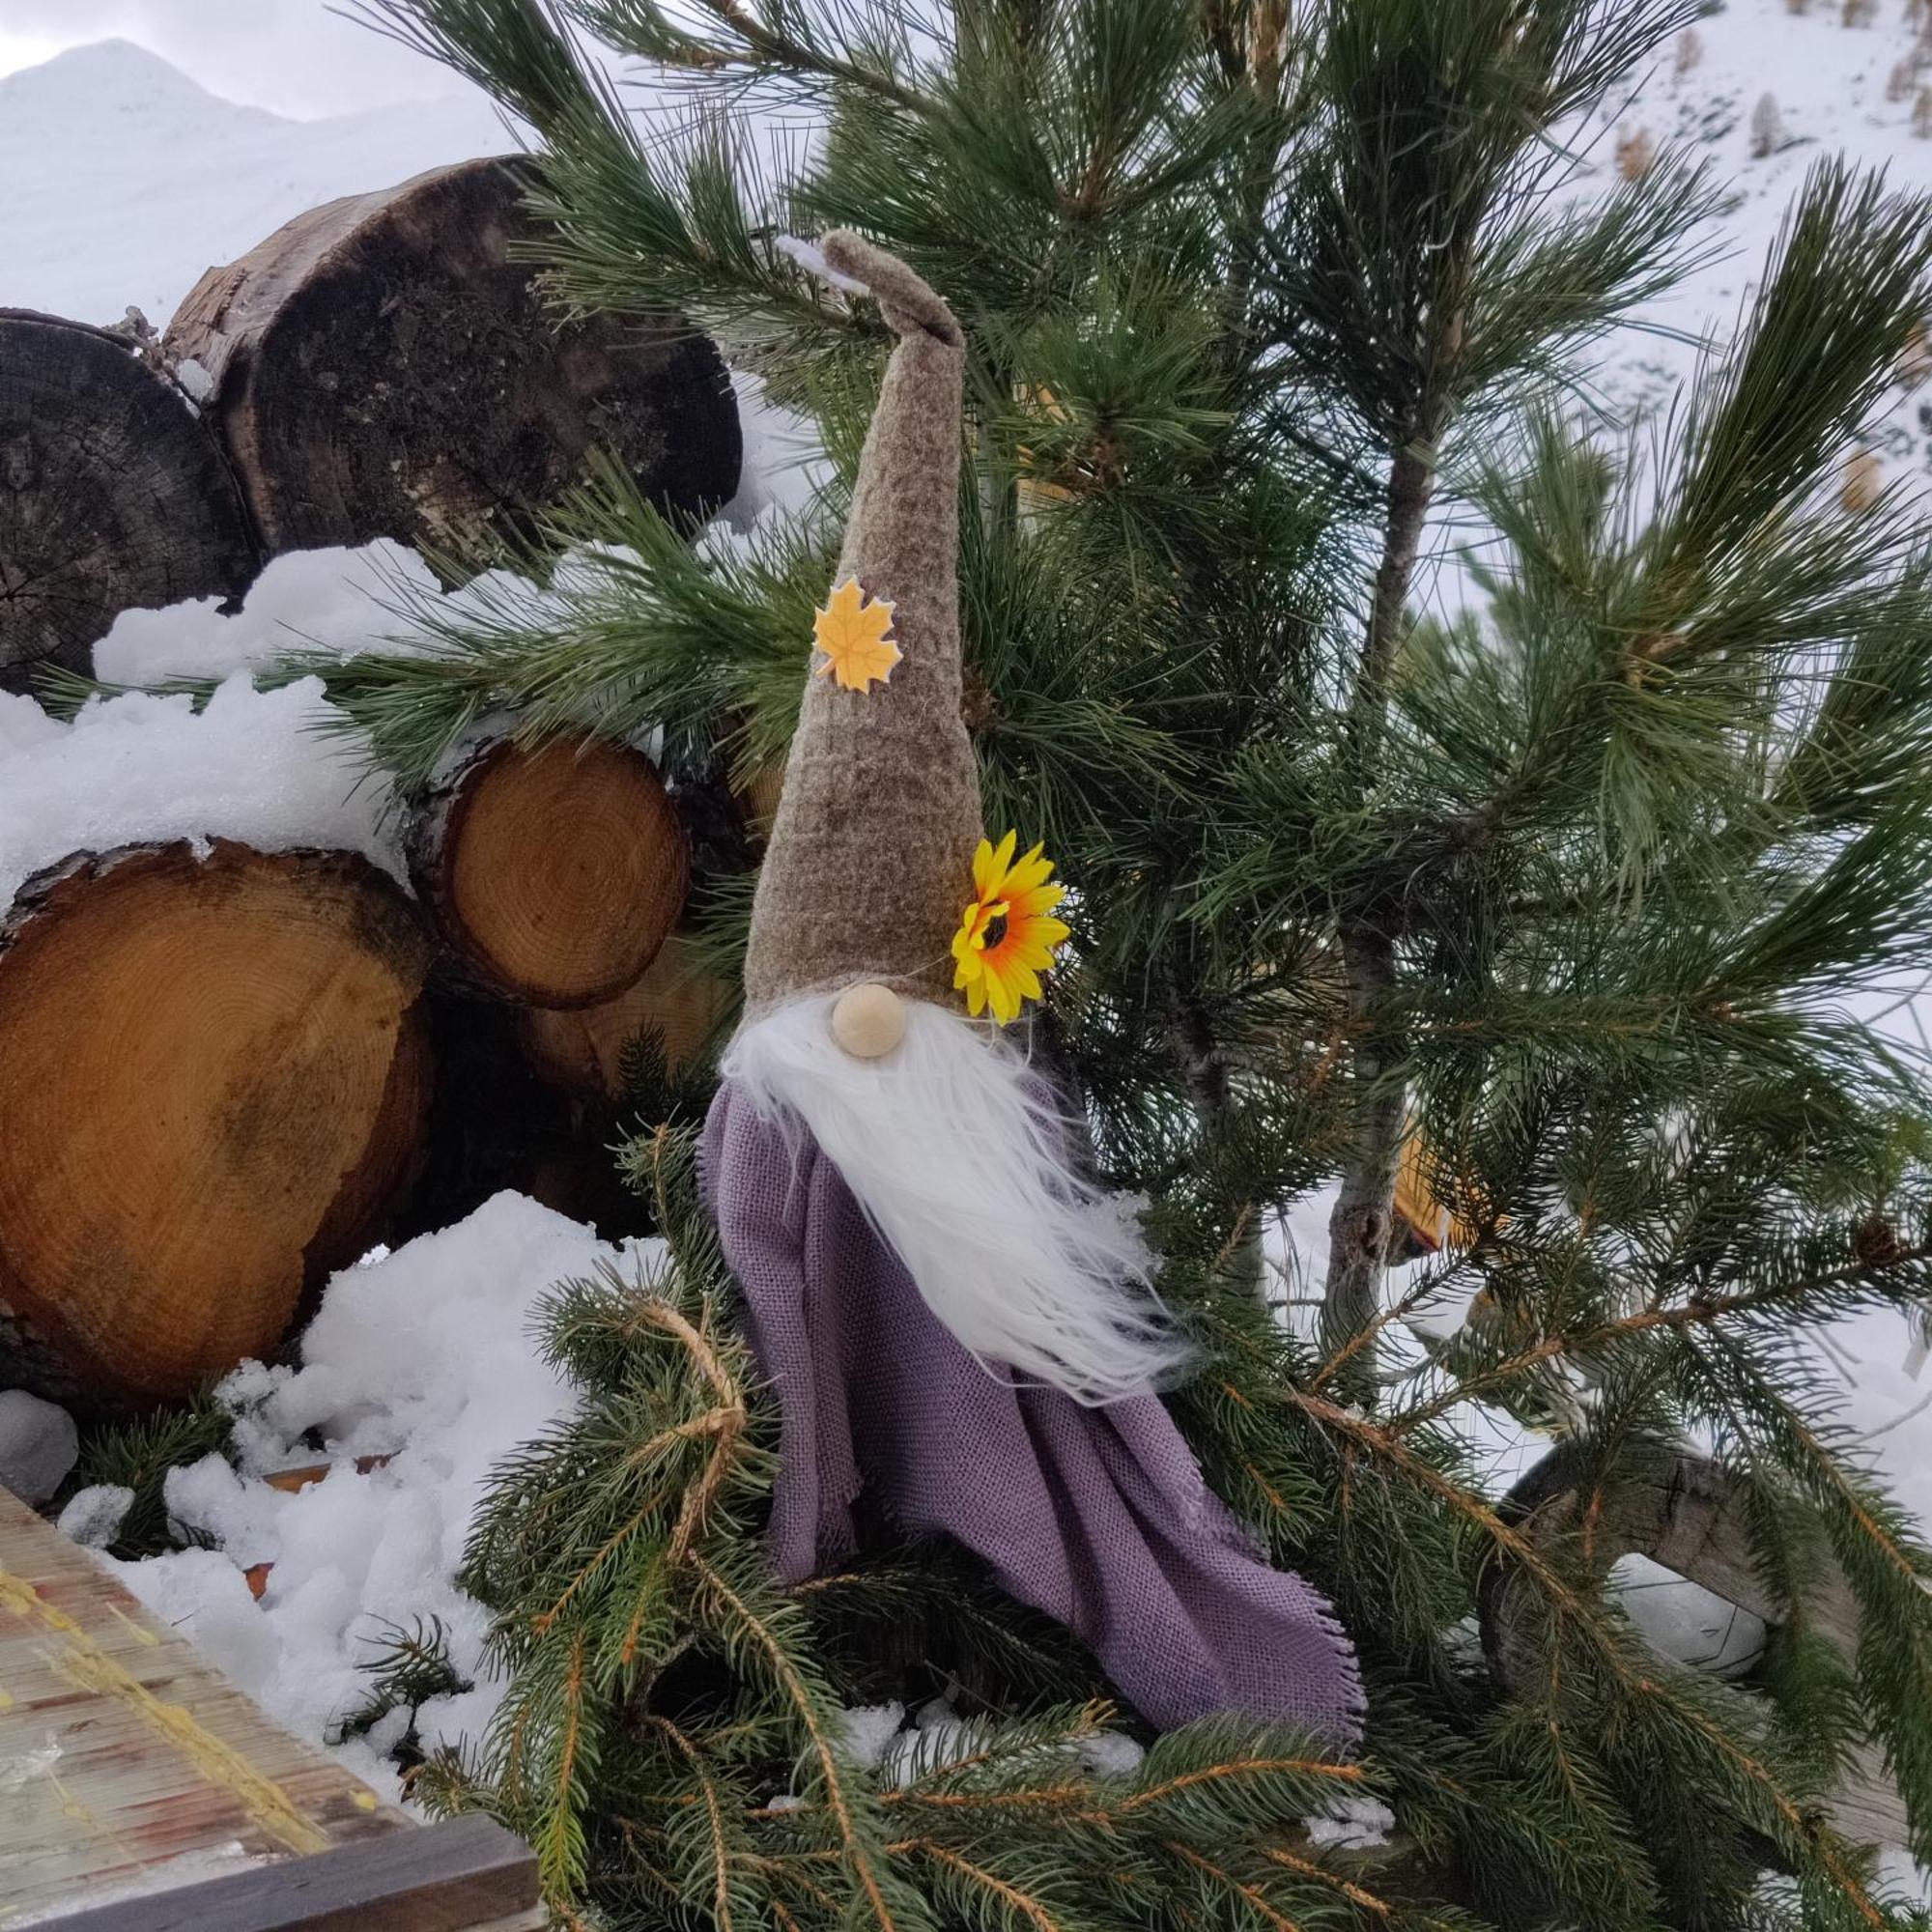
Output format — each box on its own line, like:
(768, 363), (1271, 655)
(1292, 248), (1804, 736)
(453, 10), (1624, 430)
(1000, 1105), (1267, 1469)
(687, 1549), (923, 1932)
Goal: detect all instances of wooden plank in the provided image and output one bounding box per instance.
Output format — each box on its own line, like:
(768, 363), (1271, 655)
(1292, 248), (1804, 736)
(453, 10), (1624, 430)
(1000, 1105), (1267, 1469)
(36, 1814), (541, 1932)
(0, 1490), (408, 1922)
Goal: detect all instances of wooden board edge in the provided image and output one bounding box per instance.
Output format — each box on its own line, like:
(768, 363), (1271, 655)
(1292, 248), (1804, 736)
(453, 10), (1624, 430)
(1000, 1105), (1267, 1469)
(32, 1813), (540, 1932)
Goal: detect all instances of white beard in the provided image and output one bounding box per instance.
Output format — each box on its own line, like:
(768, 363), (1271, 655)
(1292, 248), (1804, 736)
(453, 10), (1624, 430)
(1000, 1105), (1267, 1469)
(722, 995), (1191, 1405)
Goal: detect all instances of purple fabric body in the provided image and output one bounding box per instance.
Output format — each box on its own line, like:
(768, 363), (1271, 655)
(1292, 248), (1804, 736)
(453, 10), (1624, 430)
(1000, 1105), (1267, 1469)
(704, 1079), (1364, 1743)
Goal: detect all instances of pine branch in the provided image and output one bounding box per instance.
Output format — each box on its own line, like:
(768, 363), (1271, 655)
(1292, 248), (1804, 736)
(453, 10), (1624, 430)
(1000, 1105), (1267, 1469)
(585, 0), (930, 110)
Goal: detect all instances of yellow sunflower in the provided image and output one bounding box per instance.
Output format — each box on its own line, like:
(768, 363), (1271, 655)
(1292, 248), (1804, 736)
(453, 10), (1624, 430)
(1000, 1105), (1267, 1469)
(952, 832), (1071, 1024)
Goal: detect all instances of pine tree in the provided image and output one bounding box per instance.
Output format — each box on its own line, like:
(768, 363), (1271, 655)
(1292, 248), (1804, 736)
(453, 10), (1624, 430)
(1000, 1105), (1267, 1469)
(123, 0), (1932, 1922)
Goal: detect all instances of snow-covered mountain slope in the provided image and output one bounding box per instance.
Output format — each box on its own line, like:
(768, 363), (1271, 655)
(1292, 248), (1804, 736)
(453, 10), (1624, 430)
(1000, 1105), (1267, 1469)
(0, 39), (508, 327)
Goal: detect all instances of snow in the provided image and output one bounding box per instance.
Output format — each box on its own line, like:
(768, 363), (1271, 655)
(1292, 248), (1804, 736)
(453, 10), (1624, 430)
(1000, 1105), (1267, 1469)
(55, 1485), (133, 1551)
(1582, 2), (1932, 448)
(1074, 1728), (1147, 1778)
(94, 541), (440, 687)
(1304, 1794), (1398, 1851)
(815, 1696), (1145, 1795)
(0, 1736), (65, 1796)
(7, 1843), (272, 1926)
(722, 373), (836, 531)
(1611, 1553), (1769, 1678)
(0, 676), (403, 908)
(103, 1192), (664, 1803)
(0, 1391), (77, 1506)
(834, 1701), (908, 1770)
(0, 41), (507, 327)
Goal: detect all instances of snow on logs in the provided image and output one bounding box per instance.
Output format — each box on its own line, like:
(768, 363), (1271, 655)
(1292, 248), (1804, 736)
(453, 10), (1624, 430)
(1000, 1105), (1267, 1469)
(409, 734), (690, 1009)
(0, 702), (723, 1406)
(0, 312), (259, 692)
(0, 841), (433, 1406)
(163, 156), (743, 559)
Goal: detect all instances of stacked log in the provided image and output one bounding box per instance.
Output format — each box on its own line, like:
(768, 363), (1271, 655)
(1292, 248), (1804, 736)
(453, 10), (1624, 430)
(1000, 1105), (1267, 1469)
(0, 158), (747, 1408)
(397, 734), (733, 1239)
(0, 843), (433, 1406)
(0, 720), (743, 1410)
(0, 312), (258, 692)
(521, 931), (734, 1102)
(1, 155), (741, 693)
(409, 734), (689, 1008)
(163, 156), (742, 562)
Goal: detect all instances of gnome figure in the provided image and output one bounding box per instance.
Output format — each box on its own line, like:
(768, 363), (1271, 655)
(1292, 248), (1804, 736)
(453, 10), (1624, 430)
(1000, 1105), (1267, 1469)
(704, 232), (1361, 1741)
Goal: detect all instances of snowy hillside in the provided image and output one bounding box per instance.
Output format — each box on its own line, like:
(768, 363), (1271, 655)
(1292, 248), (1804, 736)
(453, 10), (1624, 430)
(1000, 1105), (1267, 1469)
(0, 39), (508, 326)
(1579, 0), (1932, 462)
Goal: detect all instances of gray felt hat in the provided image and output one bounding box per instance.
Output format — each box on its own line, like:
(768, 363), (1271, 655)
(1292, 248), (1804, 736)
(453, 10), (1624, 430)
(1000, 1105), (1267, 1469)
(741, 233), (982, 1016)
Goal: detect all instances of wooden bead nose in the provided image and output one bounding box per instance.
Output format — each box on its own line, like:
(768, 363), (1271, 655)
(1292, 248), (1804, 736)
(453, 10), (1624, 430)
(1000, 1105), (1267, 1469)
(831, 981), (906, 1059)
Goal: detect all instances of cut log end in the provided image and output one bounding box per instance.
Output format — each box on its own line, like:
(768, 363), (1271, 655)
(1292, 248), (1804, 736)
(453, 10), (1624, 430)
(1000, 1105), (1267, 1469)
(0, 311), (258, 693)
(0, 841), (431, 1407)
(521, 930), (735, 1100)
(413, 734), (690, 1009)
(163, 157), (743, 560)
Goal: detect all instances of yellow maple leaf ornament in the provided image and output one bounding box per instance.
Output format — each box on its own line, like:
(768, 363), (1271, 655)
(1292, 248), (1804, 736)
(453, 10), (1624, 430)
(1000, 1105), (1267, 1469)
(812, 578), (901, 693)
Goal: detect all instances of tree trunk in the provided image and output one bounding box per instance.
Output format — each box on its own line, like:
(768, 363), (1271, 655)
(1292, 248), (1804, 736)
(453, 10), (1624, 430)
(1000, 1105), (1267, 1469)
(163, 157), (742, 560)
(1321, 923), (1406, 1362)
(0, 311), (259, 694)
(1321, 439), (1440, 1366)
(0, 840), (432, 1407)
(408, 733), (689, 1009)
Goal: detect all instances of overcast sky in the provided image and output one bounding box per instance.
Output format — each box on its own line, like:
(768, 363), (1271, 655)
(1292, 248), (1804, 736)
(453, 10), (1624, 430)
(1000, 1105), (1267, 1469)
(0, 1), (480, 118)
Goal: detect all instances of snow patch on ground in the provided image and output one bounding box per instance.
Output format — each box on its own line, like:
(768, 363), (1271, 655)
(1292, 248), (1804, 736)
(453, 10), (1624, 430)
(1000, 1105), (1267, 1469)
(1304, 1794), (1397, 1851)
(56, 1484), (132, 1551)
(103, 1192), (664, 1802)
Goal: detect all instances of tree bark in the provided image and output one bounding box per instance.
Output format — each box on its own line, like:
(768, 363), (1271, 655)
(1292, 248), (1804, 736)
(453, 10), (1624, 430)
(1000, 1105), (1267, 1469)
(408, 732), (690, 1009)
(1320, 923), (1406, 1356)
(1347, 440), (1436, 761)
(0, 840), (432, 1407)
(1321, 441), (1438, 1361)
(0, 311), (259, 694)
(163, 157), (742, 560)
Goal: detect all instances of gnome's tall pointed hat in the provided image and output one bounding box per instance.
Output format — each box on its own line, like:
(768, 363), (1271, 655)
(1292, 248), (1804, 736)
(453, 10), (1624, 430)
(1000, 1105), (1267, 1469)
(743, 230), (979, 1017)
(707, 236), (1362, 1745)
(723, 231), (1187, 1406)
